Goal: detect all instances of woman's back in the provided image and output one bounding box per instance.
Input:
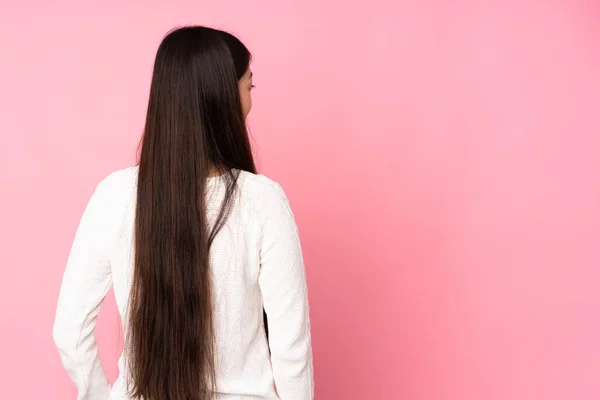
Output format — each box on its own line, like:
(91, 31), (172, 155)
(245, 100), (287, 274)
(53, 25), (313, 400)
(53, 166), (313, 399)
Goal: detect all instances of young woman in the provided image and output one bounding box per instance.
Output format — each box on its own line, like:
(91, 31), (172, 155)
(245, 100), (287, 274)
(52, 26), (314, 400)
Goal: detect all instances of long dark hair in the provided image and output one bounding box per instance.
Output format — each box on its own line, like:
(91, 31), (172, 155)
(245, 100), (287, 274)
(127, 26), (256, 400)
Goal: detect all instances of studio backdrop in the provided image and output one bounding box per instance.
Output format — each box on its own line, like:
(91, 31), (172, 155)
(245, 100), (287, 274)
(0, 1), (599, 399)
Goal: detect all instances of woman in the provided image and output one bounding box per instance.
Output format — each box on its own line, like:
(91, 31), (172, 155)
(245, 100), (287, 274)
(52, 26), (314, 400)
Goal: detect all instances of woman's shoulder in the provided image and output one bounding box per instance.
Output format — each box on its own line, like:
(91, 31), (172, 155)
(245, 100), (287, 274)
(90, 166), (139, 207)
(237, 170), (287, 198)
(237, 170), (290, 211)
(97, 165), (139, 191)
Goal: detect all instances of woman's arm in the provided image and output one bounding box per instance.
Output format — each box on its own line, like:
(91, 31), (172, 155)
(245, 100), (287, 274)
(53, 179), (114, 400)
(258, 182), (314, 400)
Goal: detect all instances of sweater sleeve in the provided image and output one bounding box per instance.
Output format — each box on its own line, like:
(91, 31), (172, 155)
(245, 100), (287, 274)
(257, 183), (314, 400)
(53, 179), (114, 400)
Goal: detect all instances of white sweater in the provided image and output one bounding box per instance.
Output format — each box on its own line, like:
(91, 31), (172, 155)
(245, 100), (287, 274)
(53, 167), (314, 400)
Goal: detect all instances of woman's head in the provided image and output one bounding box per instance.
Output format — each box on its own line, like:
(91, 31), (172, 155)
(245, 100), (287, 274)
(158, 25), (253, 115)
(129, 26), (256, 400)
(143, 26), (255, 174)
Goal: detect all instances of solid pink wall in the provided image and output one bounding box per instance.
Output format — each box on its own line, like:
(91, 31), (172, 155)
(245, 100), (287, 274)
(1, 1), (599, 399)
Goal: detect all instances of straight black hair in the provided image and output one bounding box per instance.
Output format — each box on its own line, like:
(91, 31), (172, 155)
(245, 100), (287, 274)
(128, 26), (256, 400)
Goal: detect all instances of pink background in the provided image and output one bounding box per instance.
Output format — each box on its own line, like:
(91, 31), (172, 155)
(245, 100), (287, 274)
(1, 1), (599, 399)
